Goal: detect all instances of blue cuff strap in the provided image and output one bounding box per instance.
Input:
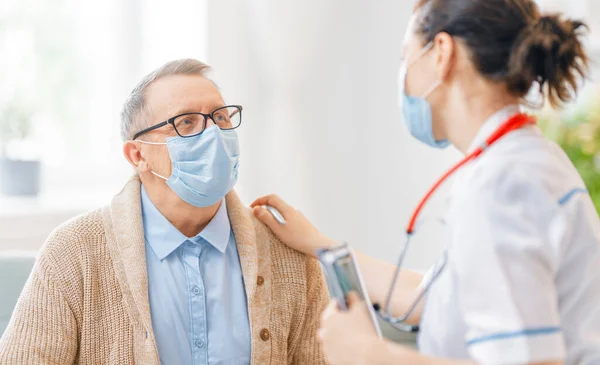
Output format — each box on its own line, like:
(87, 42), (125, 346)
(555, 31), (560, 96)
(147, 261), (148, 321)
(466, 327), (561, 346)
(558, 187), (588, 206)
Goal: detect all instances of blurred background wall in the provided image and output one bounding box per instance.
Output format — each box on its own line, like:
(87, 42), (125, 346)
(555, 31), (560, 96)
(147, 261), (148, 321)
(207, 0), (463, 271)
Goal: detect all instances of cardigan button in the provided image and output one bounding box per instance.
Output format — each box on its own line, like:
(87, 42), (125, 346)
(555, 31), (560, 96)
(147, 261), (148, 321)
(260, 328), (270, 341)
(257, 276), (265, 286)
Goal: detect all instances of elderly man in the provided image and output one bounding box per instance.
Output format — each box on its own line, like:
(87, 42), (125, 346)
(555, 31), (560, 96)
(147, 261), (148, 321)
(0, 59), (329, 365)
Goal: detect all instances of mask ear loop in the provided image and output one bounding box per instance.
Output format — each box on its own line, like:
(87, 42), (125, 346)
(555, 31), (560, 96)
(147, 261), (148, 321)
(415, 41), (434, 60)
(404, 41), (441, 99)
(405, 41), (434, 68)
(150, 171), (169, 181)
(417, 42), (441, 99)
(136, 140), (167, 145)
(135, 139), (169, 181)
(422, 80), (442, 99)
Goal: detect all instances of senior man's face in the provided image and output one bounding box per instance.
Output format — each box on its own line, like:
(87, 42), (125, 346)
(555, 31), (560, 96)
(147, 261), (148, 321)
(128, 74), (226, 185)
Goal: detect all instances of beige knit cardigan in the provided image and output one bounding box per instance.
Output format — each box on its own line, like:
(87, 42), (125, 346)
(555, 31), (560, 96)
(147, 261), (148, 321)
(0, 177), (328, 364)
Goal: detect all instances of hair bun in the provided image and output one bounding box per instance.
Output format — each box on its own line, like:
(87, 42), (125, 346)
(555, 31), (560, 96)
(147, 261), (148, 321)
(507, 14), (589, 107)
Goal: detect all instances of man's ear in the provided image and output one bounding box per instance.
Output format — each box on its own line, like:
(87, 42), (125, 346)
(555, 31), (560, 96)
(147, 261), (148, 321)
(123, 141), (150, 174)
(433, 32), (455, 82)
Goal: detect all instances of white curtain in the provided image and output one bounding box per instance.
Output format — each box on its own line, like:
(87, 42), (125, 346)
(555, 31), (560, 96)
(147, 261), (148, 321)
(207, 0), (461, 270)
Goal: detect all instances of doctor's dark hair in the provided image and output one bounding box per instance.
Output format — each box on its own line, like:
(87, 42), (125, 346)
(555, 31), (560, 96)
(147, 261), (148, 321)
(413, 0), (589, 107)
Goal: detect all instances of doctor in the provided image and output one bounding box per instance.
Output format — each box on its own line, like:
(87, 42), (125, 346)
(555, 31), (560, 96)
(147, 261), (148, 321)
(251, 0), (600, 364)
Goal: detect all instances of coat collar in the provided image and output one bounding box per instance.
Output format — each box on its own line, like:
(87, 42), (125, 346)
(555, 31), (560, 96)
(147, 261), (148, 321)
(101, 175), (267, 363)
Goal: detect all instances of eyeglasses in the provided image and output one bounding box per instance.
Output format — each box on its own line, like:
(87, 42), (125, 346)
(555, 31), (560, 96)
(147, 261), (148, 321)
(132, 105), (243, 140)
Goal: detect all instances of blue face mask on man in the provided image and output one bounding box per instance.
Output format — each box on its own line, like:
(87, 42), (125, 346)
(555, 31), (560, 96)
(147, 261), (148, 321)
(398, 42), (450, 149)
(139, 125), (240, 208)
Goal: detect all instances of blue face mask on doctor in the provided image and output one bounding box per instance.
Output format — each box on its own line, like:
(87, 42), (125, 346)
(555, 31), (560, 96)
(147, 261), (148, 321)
(398, 42), (450, 149)
(139, 125), (240, 208)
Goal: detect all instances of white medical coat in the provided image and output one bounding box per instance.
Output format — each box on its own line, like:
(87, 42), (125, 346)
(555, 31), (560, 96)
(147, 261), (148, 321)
(418, 105), (600, 364)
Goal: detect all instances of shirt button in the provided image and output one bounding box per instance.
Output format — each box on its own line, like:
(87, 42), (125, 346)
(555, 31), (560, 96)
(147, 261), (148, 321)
(260, 328), (270, 341)
(187, 242), (194, 247)
(195, 339), (204, 348)
(192, 286), (201, 295)
(257, 276), (265, 286)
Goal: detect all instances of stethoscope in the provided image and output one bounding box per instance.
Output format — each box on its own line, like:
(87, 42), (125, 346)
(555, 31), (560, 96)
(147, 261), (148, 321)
(374, 112), (536, 332)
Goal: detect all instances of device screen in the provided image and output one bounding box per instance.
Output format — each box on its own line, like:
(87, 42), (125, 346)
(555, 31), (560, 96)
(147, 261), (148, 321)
(333, 255), (366, 300)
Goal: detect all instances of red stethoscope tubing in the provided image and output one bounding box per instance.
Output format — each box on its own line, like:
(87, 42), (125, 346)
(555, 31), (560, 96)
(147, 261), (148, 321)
(406, 113), (536, 234)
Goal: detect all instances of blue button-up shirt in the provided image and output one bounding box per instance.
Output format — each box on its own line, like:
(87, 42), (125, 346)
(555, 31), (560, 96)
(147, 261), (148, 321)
(141, 186), (251, 365)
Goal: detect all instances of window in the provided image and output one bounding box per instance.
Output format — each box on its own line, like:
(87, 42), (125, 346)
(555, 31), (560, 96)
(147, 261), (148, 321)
(0, 0), (208, 198)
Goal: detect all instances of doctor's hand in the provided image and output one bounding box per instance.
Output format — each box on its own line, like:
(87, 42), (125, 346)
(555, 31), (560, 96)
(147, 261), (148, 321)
(319, 292), (383, 365)
(251, 194), (338, 257)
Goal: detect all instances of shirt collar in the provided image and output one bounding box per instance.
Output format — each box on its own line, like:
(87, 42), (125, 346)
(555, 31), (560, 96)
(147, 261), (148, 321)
(141, 186), (232, 260)
(141, 186), (188, 260)
(191, 198), (231, 254)
(467, 104), (522, 153)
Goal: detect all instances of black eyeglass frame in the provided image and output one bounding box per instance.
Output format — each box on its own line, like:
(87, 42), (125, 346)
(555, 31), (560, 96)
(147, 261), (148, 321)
(132, 105), (243, 140)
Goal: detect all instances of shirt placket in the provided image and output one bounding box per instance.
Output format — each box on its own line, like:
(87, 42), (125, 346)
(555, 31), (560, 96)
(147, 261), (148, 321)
(182, 240), (208, 365)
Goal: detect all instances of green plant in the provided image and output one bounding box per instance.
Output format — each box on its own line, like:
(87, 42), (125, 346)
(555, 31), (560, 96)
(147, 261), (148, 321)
(0, 100), (34, 156)
(538, 103), (600, 212)
(0, 0), (82, 140)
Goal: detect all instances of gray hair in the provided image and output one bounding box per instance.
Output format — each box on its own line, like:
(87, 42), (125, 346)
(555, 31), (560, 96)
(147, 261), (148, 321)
(120, 58), (212, 141)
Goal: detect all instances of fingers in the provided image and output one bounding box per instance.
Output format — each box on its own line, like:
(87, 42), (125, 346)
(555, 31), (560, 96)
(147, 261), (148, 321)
(346, 291), (363, 308)
(320, 300), (339, 343)
(321, 300), (338, 323)
(318, 328), (326, 341)
(250, 194), (278, 208)
(250, 194), (293, 215)
(252, 205), (282, 233)
(346, 292), (371, 327)
(249, 197), (266, 208)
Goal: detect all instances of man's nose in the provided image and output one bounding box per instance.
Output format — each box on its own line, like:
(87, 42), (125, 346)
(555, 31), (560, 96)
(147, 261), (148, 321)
(206, 117), (216, 128)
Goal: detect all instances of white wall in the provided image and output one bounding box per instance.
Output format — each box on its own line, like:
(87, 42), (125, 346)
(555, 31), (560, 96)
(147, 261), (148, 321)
(208, 0), (460, 271)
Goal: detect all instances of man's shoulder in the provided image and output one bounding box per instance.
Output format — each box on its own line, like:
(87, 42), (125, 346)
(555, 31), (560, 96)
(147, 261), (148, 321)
(39, 208), (107, 268)
(248, 209), (318, 282)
